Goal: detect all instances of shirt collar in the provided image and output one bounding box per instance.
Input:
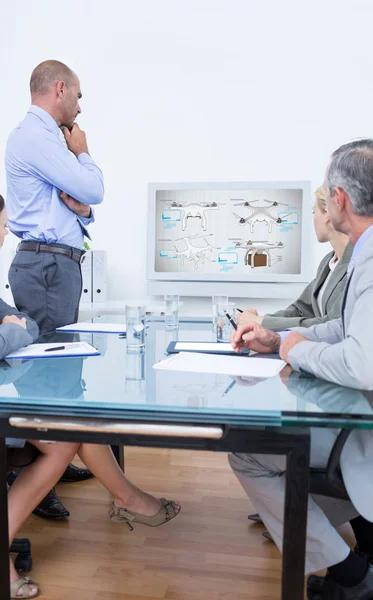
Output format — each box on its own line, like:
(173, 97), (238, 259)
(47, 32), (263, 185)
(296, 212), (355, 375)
(352, 224), (373, 262)
(28, 105), (60, 136)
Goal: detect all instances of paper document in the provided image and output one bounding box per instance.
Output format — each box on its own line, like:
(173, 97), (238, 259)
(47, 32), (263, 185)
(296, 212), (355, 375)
(174, 342), (234, 353)
(153, 351), (285, 378)
(5, 342), (100, 360)
(57, 322), (126, 334)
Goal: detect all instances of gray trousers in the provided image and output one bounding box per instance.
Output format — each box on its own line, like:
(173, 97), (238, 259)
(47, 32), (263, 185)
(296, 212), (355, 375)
(229, 427), (358, 574)
(9, 250), (82, 335)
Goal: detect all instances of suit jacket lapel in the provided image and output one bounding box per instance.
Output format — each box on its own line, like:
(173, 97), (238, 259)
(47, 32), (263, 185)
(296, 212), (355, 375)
(341, 264), (355, 336)
(311, 260), (332, 317)
(321, 243), (354, 316)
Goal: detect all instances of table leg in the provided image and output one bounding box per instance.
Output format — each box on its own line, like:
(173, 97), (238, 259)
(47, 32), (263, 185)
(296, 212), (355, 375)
(282, 434), (310, 600)
(0, 438), (10, 600)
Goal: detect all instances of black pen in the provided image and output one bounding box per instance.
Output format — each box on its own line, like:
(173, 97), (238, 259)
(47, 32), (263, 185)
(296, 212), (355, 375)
(236, 308), (243, 313)
(44, 346), (65, 352)
(224, 309), (237, 331)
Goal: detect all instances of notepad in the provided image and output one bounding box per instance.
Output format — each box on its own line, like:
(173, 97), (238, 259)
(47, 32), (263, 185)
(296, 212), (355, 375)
(5, 342), (100, 360)
(167, 341), (238, 355)
(153, 352), (286, 378)
(57, 322), (126, 334)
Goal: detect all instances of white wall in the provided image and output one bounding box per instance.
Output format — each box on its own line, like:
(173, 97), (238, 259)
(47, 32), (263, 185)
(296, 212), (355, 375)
(1, 0), (373, 313)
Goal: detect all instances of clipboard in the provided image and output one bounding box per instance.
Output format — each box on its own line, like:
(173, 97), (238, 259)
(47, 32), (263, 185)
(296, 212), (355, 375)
(5, 342), (100, 360)
(57, 322), (126, 335)
(166, 341), (249, 356)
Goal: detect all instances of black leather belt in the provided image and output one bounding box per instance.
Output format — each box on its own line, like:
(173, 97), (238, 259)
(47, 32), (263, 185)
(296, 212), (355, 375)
(17, 241), (85, 264)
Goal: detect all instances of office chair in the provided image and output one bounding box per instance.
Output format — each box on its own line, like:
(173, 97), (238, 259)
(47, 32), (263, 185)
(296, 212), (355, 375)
(249, 429), (351, 535)
(308, 429), (350, 500)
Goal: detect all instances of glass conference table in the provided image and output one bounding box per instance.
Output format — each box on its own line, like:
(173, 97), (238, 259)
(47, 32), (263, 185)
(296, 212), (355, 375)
(1, 316), (373, 600)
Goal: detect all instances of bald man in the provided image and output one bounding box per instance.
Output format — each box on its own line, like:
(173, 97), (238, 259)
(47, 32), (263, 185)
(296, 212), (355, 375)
(4, 60), (101, 518)
(5, 59), (104, 334)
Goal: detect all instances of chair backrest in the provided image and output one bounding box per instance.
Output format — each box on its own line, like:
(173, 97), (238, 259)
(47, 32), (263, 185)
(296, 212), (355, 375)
(308, 429), (352, 501)
(309, 468), (350, 500)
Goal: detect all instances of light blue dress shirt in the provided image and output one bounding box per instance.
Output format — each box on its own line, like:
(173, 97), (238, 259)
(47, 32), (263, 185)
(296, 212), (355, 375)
(5, 106), (104, 249)
(350, 223), (373, 262)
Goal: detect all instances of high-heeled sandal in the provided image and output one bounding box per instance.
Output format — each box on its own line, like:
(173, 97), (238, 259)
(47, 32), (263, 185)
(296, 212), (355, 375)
(109, 498), (180, 531)
(10, 576), (39, 598)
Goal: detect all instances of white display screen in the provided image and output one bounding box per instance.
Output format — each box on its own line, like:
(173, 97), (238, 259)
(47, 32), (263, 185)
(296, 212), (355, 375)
(155, 188), (303, 276)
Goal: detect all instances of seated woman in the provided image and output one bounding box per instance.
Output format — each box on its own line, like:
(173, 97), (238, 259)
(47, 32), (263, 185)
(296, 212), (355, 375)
(236, 186), (352, 533)
(0, 196), (180, 598)
(237, 186), (353, 331)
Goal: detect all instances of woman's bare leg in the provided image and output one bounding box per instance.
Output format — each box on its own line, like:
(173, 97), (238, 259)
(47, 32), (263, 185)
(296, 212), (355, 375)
(8, 440), (80, 596)
(77, 444), (180, 516)
(8, 441), (79, 543)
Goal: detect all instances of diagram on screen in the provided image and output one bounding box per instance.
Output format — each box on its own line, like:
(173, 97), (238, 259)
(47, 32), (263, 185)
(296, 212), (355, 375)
(154, 187), (304, 276)
(231, 198), (297, 233)
(233, 239), (284, 268)
(160, 234), (220, 270)
(162, 200), (225, 231)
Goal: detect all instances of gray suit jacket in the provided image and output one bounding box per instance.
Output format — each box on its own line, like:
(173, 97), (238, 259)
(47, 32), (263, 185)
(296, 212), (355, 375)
(289, 230), (373, 389)
(0, 298), (39, 359)
(262, 244), (353, 331)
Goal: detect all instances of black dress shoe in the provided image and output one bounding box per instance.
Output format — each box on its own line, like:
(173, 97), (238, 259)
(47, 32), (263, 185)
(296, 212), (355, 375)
(59, 463), (94, 483)
(312, 565), (373, 599)
(307, 574), (325, 598)
(32, 488), (70, 520)
(308, 565), (373, 599)
(307, 547), (373, 598)
(7, 472), (69, 520)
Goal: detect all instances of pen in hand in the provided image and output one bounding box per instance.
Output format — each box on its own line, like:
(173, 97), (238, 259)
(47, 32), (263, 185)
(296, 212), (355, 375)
(224, 309), (237, 331)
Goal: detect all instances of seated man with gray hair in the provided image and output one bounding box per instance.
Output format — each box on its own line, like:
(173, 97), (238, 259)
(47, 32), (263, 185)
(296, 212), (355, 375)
(230, 139), (373, 599)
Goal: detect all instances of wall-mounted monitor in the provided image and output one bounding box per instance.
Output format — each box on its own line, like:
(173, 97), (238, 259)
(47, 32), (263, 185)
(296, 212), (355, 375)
(147, 181), (312, 297)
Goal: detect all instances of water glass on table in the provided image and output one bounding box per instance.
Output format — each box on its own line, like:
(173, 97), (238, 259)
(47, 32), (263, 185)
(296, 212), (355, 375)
(125, 305), (146, 351)
(216, 301), (236, 342)
(212, 295), (228, 332)
(164, 295), (180, 329)
(125, 351), (146, 394)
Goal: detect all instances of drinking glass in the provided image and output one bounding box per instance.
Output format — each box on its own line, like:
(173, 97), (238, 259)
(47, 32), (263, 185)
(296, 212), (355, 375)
(164, 295), (180, 329)
(212, 295), (228, 332)
(125, 305), (146, 351)
(216, 301), (236, 342)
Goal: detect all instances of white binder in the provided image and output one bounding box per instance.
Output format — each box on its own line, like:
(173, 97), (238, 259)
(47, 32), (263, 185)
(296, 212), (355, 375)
(92, 250), (107, 302)
(80, 250), (92, 303)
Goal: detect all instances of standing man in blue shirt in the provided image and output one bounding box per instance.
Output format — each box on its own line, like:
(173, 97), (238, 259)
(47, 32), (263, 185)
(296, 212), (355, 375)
(5, 59), (104, 334)
(5, 60), (103, 518)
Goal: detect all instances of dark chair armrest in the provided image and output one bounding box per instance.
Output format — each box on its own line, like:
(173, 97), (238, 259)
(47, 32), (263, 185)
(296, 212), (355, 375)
(326, 429), (352, 481)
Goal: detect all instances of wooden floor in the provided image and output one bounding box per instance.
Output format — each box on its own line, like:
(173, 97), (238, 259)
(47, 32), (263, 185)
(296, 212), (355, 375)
(14, 447), (355, 600)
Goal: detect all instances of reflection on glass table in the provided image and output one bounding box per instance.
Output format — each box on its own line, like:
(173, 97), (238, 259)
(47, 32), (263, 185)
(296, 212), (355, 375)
(0, 316), (371, 429)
